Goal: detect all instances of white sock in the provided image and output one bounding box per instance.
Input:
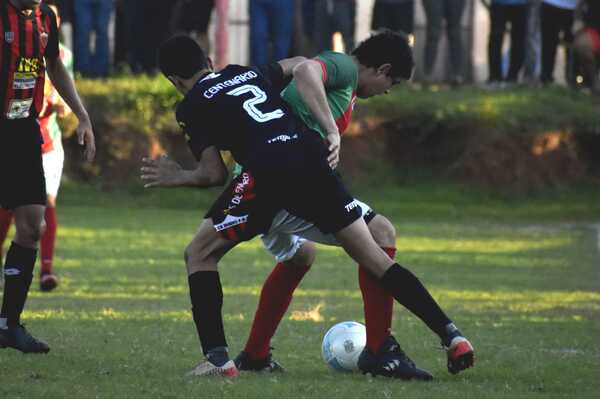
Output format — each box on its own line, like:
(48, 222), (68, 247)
(0, 317), (7, 329)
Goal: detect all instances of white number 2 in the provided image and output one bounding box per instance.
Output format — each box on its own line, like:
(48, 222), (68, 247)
(227, 84), (284, 123)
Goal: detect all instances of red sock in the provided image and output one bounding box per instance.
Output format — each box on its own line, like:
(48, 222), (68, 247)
(0, 208), (13, 260)
(359, 247), (396, 353)
(40, 207), (57, 275)
(244, 262), (311, 360)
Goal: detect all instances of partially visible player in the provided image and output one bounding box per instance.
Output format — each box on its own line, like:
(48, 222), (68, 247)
(234, 31), (441, 379)
(142, 35), (474, 378)
(0, 0), (95, 354)
(0, 1), (72, 292)
(573, 0), (600, 92)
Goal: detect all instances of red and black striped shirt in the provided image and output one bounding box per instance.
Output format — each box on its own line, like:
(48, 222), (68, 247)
(0, 1), (59, 121)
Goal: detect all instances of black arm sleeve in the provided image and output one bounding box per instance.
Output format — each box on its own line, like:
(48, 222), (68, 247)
(254, 62), (293, 93)
(176, 100), (213, 161)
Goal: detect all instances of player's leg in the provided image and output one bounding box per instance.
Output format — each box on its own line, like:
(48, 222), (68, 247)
(39, 148), (64, 292)
(185, 218), (239, 377)
(0, 121), (50, 354)
(237, 235), (315, 371)
(0, 205), (49, 353)
(0, 208), (14, 261)
(334, 218), (474, 374)
(359, 215), (395, 353)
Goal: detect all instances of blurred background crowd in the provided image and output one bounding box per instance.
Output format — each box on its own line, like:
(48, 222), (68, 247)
(49, 0), (599, 92)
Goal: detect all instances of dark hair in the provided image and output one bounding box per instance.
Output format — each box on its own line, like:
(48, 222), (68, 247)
(158, 35), (209, 79)
(351, 29), (414, 81)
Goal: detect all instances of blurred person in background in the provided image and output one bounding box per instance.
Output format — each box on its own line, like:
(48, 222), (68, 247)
(540, 0), (578, 85)
(73, 0), (114, 78)
(122, 0), (174, 74)
(422, 0), (466, 85)
(523, 0), (543, 84)
(572, 0), (599, 91)
(304, 0), (356, 53)
(0, 1), (73, 292)
(171, 0), (215, 52)
(484, 0), (530, 86)
(371, 0), (415, 37)
(249, 0), (295, 66)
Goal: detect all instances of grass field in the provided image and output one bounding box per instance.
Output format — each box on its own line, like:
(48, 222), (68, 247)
(1, 184), (599, 399)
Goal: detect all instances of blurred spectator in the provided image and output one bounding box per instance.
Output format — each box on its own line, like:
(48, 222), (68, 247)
(171, 0), (215, 52)
(73, 0), (114, 78)
(422, 0), (466, 85)
(485, 0), (529, 84)
(371, 0), (415, 36)
(123, 0), (174, 74)
(573, 0), (600, 91)
(523, 0), (542, 83)
(250, 0), (295, 66)
(540, 0), (577, 84)
(306, 0), (356, 53)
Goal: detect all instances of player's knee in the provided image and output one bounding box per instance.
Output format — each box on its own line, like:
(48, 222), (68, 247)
(16, 219), (45, 246)
(285, 241), (316, 268)
(368, 215), (396, 249)
(184, 241), (218, 274)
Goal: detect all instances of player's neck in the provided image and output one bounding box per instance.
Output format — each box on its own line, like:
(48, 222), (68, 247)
(9, 0), (35, 15)
(181, 69), (212, 94)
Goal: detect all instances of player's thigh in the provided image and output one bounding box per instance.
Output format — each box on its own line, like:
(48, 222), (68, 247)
(335, 218), (394, 278)
(261, 228), (315, 265)
(367, 214), (396, 249)
(185, 218), (237, 273)
(13, 204), (46, 247)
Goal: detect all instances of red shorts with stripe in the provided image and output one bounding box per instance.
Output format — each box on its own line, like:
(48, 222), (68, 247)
(586, 27), (600, 53)
(205, 171), (278, 242)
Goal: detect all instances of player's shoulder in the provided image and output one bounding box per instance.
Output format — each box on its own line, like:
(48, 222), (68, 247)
(316, 51), (354, 65)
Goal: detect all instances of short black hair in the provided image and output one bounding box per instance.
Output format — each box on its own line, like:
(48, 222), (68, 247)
(351, 29), (414, 81)
(158, 35), (209, 79)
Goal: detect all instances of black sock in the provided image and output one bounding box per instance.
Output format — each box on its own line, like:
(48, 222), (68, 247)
(0, 242), (37, 327)
(380, 263), (454, 344)
(188, 271), (228, 362)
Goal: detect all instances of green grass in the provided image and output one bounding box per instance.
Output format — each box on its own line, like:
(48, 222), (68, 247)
(1, 186), (599, 398)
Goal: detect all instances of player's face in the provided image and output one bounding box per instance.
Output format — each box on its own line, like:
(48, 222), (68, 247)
(357, 64), (397, 99)
(13, 0), (42, 10)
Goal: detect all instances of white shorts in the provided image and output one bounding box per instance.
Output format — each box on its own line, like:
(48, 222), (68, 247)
(42, 147), (64, 198)
(261, 200), (373, 262)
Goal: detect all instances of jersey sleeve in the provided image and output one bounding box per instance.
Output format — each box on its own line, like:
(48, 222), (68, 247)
(44, 6), (60, 60)
(254, 62), (291, 93)
(176, 99), (213, 161)
(316, 52), (357, 91)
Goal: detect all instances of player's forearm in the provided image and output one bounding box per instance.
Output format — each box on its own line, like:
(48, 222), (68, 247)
(277, 56), (307, 77)
(46, 58), (89, 123)
(293, 61), (339, 136)
(178, 167), (227, 188)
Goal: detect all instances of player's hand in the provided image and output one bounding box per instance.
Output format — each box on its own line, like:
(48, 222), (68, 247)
(140, 155), (184, 188)
(326, 130), (341, 169)
(77, 116), (96, 163)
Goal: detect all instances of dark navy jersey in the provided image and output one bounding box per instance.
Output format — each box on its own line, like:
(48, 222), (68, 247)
(175, 63), (301, 167)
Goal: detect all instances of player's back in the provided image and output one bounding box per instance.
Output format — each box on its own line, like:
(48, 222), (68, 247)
(176, 64), (301, 167)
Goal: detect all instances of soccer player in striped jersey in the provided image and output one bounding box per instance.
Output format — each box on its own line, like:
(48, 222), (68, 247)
(143, 35), (473, 378)
(0, 1), (73, 292)
(232, 30), (473, 378)
(0, 0), (95, 354)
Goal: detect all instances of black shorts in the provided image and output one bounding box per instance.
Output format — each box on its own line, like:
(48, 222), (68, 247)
(0, 119), (46, 209)
(207, 132), (362, 242)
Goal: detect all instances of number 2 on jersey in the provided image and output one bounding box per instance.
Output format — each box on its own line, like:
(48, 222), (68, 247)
(227, 84), (284, 123)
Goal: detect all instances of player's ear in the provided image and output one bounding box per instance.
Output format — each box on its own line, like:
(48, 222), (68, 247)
(207, 57), (214, 71)
(377, 63), (392, 77)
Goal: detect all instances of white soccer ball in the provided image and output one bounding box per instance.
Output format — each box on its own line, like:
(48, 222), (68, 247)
(321, 321), (366, 372)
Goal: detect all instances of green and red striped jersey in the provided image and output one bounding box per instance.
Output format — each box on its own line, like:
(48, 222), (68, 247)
(0, 1), (59, 121)
(282, 51), (358, 139)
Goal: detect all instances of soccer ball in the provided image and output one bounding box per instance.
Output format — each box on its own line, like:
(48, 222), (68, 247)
(321, 321), (366, 372)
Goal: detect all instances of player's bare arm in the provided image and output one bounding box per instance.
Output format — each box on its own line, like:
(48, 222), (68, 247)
(45, 56), (95, 162)
(141, 146), (228, 189)
(292, 60), (341, 168)
(276, 56), (307, 76)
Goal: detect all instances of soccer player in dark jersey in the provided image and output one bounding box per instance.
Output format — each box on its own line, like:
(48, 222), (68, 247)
(0, 0), (95, 354)
(142, 35), (474, 378)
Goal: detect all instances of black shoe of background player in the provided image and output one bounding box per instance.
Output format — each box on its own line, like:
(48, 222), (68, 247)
(442, 324), (475, 375)
(358, 335), (433, 380)
(234, 350), (285, 372)
(0, 324), (50, 354)
(40, 273), (59, 292)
